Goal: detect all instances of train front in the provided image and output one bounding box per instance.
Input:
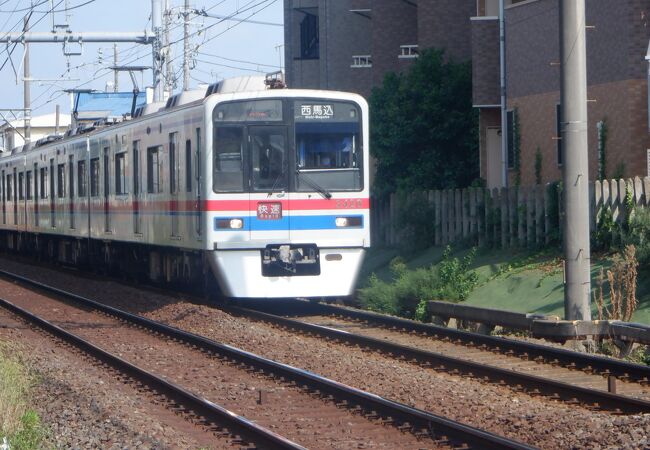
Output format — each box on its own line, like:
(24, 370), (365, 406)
(204, 91), (370, 299)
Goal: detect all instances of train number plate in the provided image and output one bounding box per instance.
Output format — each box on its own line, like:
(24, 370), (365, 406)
(257, 202), (282, 220)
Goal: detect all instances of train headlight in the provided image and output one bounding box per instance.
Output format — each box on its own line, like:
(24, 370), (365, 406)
(216, 218), (244, 229)
(335, 216), (362, 227)
(229, 218), (244, 229)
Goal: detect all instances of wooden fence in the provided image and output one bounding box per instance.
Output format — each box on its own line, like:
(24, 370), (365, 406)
(371, 176), (650, 248)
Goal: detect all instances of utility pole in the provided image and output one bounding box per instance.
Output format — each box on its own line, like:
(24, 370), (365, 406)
(164, 0), (174, 97)
(23, 13), (31, 144)
(183, 0), (190, 91)
(560, 0), (591, 321)
(113, 43), (119, 92)
(152, 0), (164, 102)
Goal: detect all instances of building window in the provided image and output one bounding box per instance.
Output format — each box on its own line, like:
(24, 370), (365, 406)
(90, 158), (100, 197)
(506, 110), (515, 169)
(351, 55), (372, 68)
(147, 146), (162, 193)
(115, 152), (127, 195)
(57, 164), (66, 198)
(398, 45), (419, 59)
(556, 104), (563, 166)
(299, 10), (319, 59)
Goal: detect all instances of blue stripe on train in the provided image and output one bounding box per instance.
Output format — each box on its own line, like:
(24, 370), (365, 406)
(213, 215), (364, 231)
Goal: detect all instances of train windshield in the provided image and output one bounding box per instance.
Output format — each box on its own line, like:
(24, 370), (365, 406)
(212, 99), (363, 193)
(295, 100), (362, 191)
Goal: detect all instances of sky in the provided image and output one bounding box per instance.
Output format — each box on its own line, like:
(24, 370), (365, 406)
(0, 0), (284, 118)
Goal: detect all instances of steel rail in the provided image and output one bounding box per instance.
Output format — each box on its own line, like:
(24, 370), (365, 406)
(309, 302), (650, 384)
(0, 270), (534, 450)
(230, 305), (650, 415)
(0, 297), (305, 450)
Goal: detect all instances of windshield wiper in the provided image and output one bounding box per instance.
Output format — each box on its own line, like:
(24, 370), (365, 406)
(296, 169), (332, 199)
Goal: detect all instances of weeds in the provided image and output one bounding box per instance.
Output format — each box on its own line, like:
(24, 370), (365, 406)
(0, 342), (46, 449)
(593, 245), (639, 322)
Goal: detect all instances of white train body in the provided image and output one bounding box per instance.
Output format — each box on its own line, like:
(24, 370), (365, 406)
(0, 87), (370, 299)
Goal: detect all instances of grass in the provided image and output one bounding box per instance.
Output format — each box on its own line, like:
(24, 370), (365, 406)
(0, 342), (46, 449)
(358, 245), (650, 323)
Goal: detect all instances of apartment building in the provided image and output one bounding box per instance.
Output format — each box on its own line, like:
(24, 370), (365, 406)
(284, 0), (475, 98)
(474, 0), (650, 188)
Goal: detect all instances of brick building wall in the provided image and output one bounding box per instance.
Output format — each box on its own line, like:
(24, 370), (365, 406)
(471, 17), (500, 106)
(499, 0), (650, 185)
(418, 0), (474, 62)
(285, 0), (474, 98)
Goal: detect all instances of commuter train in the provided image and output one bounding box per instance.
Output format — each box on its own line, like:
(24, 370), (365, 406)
(0, 78), (370, 299)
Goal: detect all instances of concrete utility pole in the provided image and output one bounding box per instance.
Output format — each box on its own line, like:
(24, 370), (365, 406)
(113, 43), (119, 92)
(23, 14), (31, 143)
(183, 0), (190, 91)
(152, 0), (164, 102)
(163, 0), (174, 97)
(560, 0), (591, 321)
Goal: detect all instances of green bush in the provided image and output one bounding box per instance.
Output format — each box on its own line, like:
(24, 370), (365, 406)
(359, 246), (479, 321)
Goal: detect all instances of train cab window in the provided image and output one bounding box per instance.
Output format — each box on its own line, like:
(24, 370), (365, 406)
(18, 172), (24, 200)
(250, 128), (287, 192)
(39, 168), (48, 199)
(25, 171), (32, 200)
(147, 146), (162, 193)
(115, 152), (127, 195)
(90, 158), (100, 197)
(213, 127), (244, 192)
(78, 160), (87, 197)
(185, 139), (192, 192)
(57, 164), (66, 198)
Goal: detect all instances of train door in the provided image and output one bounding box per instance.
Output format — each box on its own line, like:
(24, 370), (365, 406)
(33, 163), (38, 226)
(194, 128), (202, 238)
(49, 159), (55, 227)
(133, 140), (141, 234)
(0, 170), (7, 225)
(248, 126), (289, 241)
(103, 147), (110, 232)
(12, 168), (17, 225)
(169, 132), (180, 237)
(68, 155), (75, 229)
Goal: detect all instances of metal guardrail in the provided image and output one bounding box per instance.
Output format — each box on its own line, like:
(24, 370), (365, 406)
(426, 301), (650, 344)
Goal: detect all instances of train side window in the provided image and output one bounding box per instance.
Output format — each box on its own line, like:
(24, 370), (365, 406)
(57, 164), (66, 198)
(78, 160), (87, 197)
(90, 158), (100, 197)
(185, 139), (192, 192)
(25, 171), (32, 200)
(169, 133), (179, 194)
(18, 172), (24, 200)
(133, 141), (140, 195)
(213, 127), (244, 192)
(69, 156), (74, 199)
(115, 152), (127, 195)
(40, 168), (48, 199)
(6, 173), (12, 201)
(147, 146), (162, 193)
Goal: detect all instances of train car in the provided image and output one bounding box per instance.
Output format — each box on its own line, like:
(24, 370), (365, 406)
(0, 78), (370, 299)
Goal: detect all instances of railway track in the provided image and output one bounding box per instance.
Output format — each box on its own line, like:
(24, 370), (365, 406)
(229, 300), (650, 415)
(0, 269), (534, 450)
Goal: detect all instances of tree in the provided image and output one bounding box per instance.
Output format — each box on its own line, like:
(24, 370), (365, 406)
(370, 49), (478, 195)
